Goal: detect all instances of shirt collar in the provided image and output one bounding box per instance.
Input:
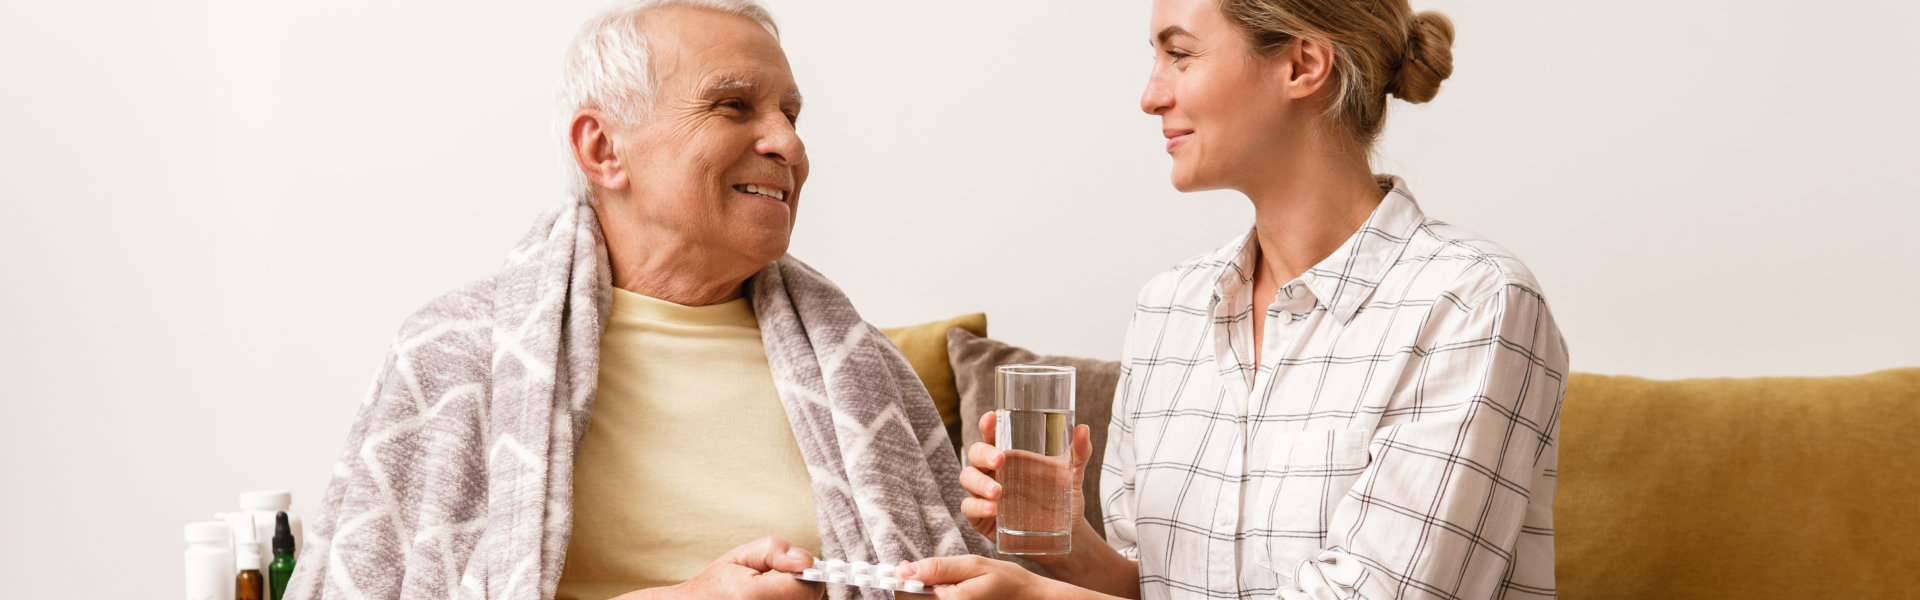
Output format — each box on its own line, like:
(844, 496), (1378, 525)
(1212, 174), (1427, 325)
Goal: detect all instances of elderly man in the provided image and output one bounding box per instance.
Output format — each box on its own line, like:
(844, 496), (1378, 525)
(284, 2), (988, 599)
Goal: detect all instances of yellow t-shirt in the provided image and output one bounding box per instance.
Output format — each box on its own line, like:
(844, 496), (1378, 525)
(554, 287), (820, 600)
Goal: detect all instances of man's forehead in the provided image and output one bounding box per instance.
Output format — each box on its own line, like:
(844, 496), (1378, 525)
(641, 9), (798, 99)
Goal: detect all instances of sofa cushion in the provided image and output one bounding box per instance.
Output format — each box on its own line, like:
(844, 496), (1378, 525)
(880, 313), (988, 455)
(1558, 367), (1920, 599)
(946, 328), (1121, 538)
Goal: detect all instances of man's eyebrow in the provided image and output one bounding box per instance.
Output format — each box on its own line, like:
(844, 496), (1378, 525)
(703, 76), (802, 110)
(1154, 25), (1193, 46)
(704, 76), (759, 95)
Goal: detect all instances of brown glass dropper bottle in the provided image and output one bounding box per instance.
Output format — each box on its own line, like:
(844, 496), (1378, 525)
(236, 544), (265, 600)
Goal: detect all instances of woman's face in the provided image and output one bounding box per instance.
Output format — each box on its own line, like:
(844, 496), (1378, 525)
(1142, 0), (1297, 193)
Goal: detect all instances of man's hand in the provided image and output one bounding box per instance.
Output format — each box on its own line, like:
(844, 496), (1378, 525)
(620, 537), (823, 600)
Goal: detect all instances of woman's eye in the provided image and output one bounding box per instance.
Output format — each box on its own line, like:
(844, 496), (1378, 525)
(1166, 49), (1191, 61)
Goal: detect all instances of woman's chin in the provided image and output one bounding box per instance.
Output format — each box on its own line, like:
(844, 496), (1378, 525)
(1168, 169), (1209, 193)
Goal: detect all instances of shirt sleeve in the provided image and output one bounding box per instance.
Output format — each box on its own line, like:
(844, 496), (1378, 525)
(1099, 310), (1143, 561)
(1280, 282), (1568, 600)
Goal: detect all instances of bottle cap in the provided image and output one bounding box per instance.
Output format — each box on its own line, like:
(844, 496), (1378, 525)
(237, 546), (263, 570)
(228, 513), (260, 544)
(240, 490), (292, 512)
(273, 511), (296, 555)
(185, 521), (231, 544)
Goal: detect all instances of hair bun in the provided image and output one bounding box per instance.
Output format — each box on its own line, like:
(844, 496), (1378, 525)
(1386, 11), (1455, 103)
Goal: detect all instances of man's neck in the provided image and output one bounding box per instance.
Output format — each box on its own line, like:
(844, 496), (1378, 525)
(594, 199), (755, 307)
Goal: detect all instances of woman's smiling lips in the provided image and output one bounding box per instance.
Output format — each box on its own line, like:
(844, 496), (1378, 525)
(1164, 129), (1194, 153)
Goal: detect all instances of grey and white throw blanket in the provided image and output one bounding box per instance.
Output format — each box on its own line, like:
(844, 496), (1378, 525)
(286, 199), (990, 600)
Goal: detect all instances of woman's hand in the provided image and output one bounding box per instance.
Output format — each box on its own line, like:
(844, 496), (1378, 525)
(958, 413), (1139, 598)
(896, 555), (1080, 600)
(618, 536), (822, 600)
(958, 411), (1095, 545)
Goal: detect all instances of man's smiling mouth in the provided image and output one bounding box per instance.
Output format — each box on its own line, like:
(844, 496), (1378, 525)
(734, 184), (788, 201)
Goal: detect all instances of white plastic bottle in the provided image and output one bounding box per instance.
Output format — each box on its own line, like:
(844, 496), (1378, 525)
(185, 521), (236, 600)
(233, 490), (303, 564)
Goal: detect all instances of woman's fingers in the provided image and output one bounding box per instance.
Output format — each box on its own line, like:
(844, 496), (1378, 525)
(960, 496), (998, 520)
(966, 442), (1003, 472)
(900, 555), (995, 586)
(959, 465), (1001, 500)
(977, 411), (997, 446)
(1071, 424), (1093, 471)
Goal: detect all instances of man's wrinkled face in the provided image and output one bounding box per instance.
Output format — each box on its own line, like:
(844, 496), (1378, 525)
(616, 7), (806, 266)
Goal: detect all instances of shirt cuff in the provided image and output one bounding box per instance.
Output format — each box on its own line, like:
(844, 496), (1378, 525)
(1279, 549), (1367, 600)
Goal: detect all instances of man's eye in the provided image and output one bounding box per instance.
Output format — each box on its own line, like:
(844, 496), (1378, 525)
(716, 99), (747, 112)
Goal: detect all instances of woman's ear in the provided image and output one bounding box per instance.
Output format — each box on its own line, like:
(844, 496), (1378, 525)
(1281, 37), (1337, 100)
(570, 109), (629, 191)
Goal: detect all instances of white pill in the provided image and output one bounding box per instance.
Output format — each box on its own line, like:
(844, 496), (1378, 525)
(902, 580), (925, 593)
(800, 568), (822, 581)
(853, 574), (873, 587)
(828, 571), (848, 584)
(851, 560), (871, 575)
(876, 564), (897, 578)
(878, 577), (901, 590)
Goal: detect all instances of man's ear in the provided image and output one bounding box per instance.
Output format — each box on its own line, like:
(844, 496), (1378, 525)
(570, 109), (629, 191)
(1281, 37), (1336, 101)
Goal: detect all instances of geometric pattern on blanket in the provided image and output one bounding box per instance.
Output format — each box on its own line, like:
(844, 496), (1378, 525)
(285, 199), (988, 600)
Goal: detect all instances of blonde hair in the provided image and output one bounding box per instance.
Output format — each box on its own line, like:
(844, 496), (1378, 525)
(1219, 0), (1454, 148)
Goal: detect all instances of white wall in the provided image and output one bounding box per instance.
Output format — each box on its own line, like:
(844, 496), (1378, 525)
(2, 0), (1916, 595)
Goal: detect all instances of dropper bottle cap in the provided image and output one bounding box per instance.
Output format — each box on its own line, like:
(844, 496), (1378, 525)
(239, 546), (264, 570)
(273, 512), (295, 556)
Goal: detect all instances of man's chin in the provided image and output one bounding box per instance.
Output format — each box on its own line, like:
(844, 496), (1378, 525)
(738, 232), (793, 265)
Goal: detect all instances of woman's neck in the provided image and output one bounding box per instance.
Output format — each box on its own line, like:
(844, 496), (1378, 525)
(1241, 144), (1385, 287)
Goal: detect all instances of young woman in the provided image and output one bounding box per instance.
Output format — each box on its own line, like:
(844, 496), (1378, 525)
(905, 0), (1568, 599)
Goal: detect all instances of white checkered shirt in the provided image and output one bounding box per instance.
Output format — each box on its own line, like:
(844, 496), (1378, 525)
(1099, 175), (1568, 600)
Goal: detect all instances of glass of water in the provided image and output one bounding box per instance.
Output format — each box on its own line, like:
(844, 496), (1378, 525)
(993, 364), (1075, 555)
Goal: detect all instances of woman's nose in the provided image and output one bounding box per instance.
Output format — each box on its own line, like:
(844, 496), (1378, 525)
(1141, 71), (1172, 115)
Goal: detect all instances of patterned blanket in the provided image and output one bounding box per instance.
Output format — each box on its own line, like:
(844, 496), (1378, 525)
(286, 199), (989, 600)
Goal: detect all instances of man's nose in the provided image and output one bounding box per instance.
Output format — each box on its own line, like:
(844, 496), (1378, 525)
(757, 118), (805, 167)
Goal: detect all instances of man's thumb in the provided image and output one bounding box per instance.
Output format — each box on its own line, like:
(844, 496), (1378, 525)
(724, 536), (800, 573)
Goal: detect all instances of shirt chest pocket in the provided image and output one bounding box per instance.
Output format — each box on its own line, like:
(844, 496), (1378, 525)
(1252, 430), (1373, 546)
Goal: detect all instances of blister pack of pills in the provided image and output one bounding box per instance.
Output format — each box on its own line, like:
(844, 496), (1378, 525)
(794, 558), (927, 593)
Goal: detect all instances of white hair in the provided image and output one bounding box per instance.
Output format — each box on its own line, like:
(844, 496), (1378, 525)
(555, 0), (780, 198)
